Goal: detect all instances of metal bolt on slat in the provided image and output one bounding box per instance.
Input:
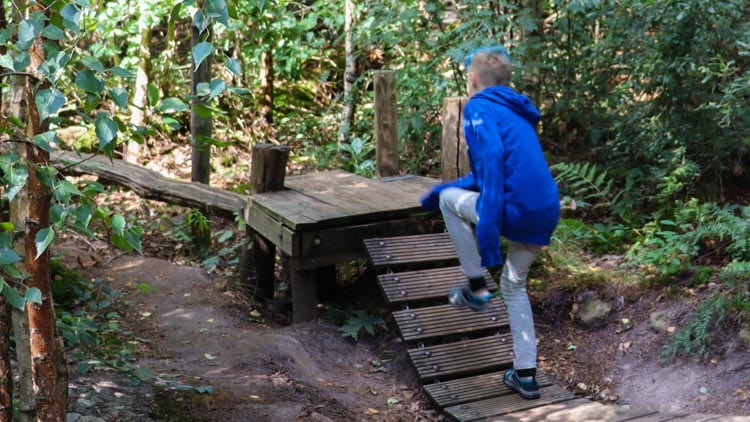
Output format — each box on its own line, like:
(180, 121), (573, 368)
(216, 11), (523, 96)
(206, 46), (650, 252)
(379, 241), (385, 246)
(491, 315), (498, 321)
(432, 364), (439, 371)
(424, 350), (432, 357)
(394, 276), (400, 282)
(409, 312), (416, 319)
(460, 405), (470, 410)
(449, 394), (458, 400)
(400, 290), (407, 296)
(385, 254), (392, 260)
(441, 384), (448, 390)
(415, 327), (423, 334)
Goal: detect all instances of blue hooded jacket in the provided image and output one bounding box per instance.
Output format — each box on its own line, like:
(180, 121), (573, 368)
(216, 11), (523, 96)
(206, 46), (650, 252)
(421, 85), (560, 267)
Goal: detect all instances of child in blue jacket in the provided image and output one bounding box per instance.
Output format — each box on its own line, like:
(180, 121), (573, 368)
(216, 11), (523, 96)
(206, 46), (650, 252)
(420, 46), (560, 400)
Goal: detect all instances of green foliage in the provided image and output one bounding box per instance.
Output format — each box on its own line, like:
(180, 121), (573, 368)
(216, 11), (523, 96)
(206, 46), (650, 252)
(553, 219), (631, 256)
(628, 200), (750, 277)
(338, 310), (386, 340)
(660, 294), (726, 361)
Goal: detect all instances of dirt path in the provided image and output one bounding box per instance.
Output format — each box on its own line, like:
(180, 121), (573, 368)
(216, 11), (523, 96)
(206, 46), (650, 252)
(82, 255), (437, 421)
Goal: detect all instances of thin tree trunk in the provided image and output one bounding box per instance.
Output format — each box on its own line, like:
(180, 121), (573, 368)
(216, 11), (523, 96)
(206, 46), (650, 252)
(7, 2), (66, 419)
(9, 61), (36, 422)
(24, 19), (66, 420)
(125, 18), (152, 163)
(339, 0), (356, 147)
(191, 8), (212, 185)
(259, 47), (274, 127)
(0, 301), (12, 421)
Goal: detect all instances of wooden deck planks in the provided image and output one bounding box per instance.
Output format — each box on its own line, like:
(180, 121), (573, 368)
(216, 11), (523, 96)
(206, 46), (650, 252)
(424, 371), (554, 408)
(408, 334), (515, 382)
(377, 267), (496, 304)
(393, 299), (509, 341)
(364, 232), (458, 268)
(443, 385), (578, 422)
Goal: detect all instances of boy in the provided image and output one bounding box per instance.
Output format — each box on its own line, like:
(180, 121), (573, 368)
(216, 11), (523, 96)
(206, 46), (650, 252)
(420, 46), (560, 400)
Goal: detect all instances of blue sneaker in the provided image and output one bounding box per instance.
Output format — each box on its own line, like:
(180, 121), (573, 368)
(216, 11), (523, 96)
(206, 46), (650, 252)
(448, 286), (493, 312)
(504, 368), (541, 400)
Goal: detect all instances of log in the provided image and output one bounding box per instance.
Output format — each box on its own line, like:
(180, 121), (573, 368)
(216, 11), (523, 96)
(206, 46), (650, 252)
(51, 151), (245, 220)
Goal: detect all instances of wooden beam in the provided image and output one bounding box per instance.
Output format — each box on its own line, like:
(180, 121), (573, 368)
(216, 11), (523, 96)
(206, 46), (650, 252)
(51, 151), (245, 219)
(441, 97), (469, 181)
(374, 70), (399, 177)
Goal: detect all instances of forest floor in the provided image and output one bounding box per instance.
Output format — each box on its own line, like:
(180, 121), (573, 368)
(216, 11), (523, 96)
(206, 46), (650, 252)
(55, 144), (750, 421)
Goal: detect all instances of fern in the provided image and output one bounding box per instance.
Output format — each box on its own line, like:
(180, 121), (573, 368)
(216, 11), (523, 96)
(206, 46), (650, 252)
(553, 162), (614, 205)
(338, 310), (386, 340)
(660, 295), (726, 362)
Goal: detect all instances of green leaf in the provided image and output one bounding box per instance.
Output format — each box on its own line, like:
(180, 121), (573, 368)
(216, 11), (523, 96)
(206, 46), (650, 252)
(95, 113), (118, 149)
(196, 82), (211, 97)
(109, 67), (135, 78)
(205, 0), (229, 27)
(111, 214), (126, 235)
(193, 10), (208, 34)
(17, 18), (43, 50)
(61, 4), (82, 32)
(75, 70), (105, 95)
(208, 79), (227, 99)
(25, 288), (42, 305)
(109, 87), (128, 110)
(80, 56), (105, 73)
(13, 52), (30, 72)
(1, 282), (26, 310)
(225, 58), (241, 76)
(0, 54), (14, 70)
(34, 227), (55, 259)
(36, 89), (67, 122)
(42, 24), (65, 41)
(147, 83), (159, 107)
(33, 131), (62, 153)
(157, 97), (189, 114)
(0, 249), (21, 265)
(195, 385), (214, 394)
(192, 41), (214, 70)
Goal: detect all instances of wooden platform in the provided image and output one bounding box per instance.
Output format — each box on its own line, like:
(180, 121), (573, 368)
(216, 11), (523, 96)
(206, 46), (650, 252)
(363, 231), (746, 422)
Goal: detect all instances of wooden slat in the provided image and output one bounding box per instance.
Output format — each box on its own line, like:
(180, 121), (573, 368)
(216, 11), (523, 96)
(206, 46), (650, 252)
(408, 334), (514, 382)
(364, 232), (458, 268)
(424, 371), (554, 408)
(497, 398), (659, 422)
(444, 385), (577, 422)
(393, 299), (508, 341)
(622, 414), (693, 422)
(377, 266), (496, 304)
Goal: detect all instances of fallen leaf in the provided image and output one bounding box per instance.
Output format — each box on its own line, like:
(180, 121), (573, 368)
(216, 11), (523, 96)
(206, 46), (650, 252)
(667, 326), (676, 333)
(141, 312), (152, 318)
(250, 395), (260, 400)
(204, 353), (216, 360)
(386, 397), (399, 406)
(699, 386), (708, 394)
(366, 408), (379, 414)
(207, 318), (215, 323)
(249, 310), (261, 318)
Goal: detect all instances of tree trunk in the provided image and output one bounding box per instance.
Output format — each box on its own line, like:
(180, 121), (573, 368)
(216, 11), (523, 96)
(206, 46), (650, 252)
(338, 0), (356, 147)
(9, 2), (67, 419)
(0, 301), (12, 421)
(191, 10), (212, 185)
(125, 16), (152, 163)
(259, 46), (274, 127)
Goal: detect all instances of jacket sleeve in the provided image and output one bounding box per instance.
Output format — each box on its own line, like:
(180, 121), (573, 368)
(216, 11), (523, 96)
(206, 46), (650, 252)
(419, 173), (478, 212)
(464, 102), (504, 267)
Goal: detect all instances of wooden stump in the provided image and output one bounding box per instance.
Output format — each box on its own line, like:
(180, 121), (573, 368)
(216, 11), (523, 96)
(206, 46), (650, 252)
(239, 144), (290, 301)
(374, 70), (399, 177)
(441, 97), (470, 181)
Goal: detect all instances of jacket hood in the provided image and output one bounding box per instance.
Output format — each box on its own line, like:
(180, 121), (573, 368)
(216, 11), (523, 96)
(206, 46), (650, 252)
(473, 86), (540, 125)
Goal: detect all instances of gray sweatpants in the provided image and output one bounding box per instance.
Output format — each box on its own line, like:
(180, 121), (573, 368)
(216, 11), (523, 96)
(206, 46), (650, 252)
(439, 187), (541, 370)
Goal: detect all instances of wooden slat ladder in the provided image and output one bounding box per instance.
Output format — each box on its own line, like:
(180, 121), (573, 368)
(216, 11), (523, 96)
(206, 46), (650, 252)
(363, 232), (578, 421)
(363, 232), (675, 422)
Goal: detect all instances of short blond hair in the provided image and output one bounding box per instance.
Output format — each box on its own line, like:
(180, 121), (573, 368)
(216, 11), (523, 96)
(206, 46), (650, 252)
(468, 52), (513, 88)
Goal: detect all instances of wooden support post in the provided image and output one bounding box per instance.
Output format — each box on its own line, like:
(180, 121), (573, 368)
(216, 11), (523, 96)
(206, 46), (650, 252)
(240, 144), (290, 301)
(441, 97), (470, 181)
(291, 269), (317, 323)
(374, 70), (399, 177)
